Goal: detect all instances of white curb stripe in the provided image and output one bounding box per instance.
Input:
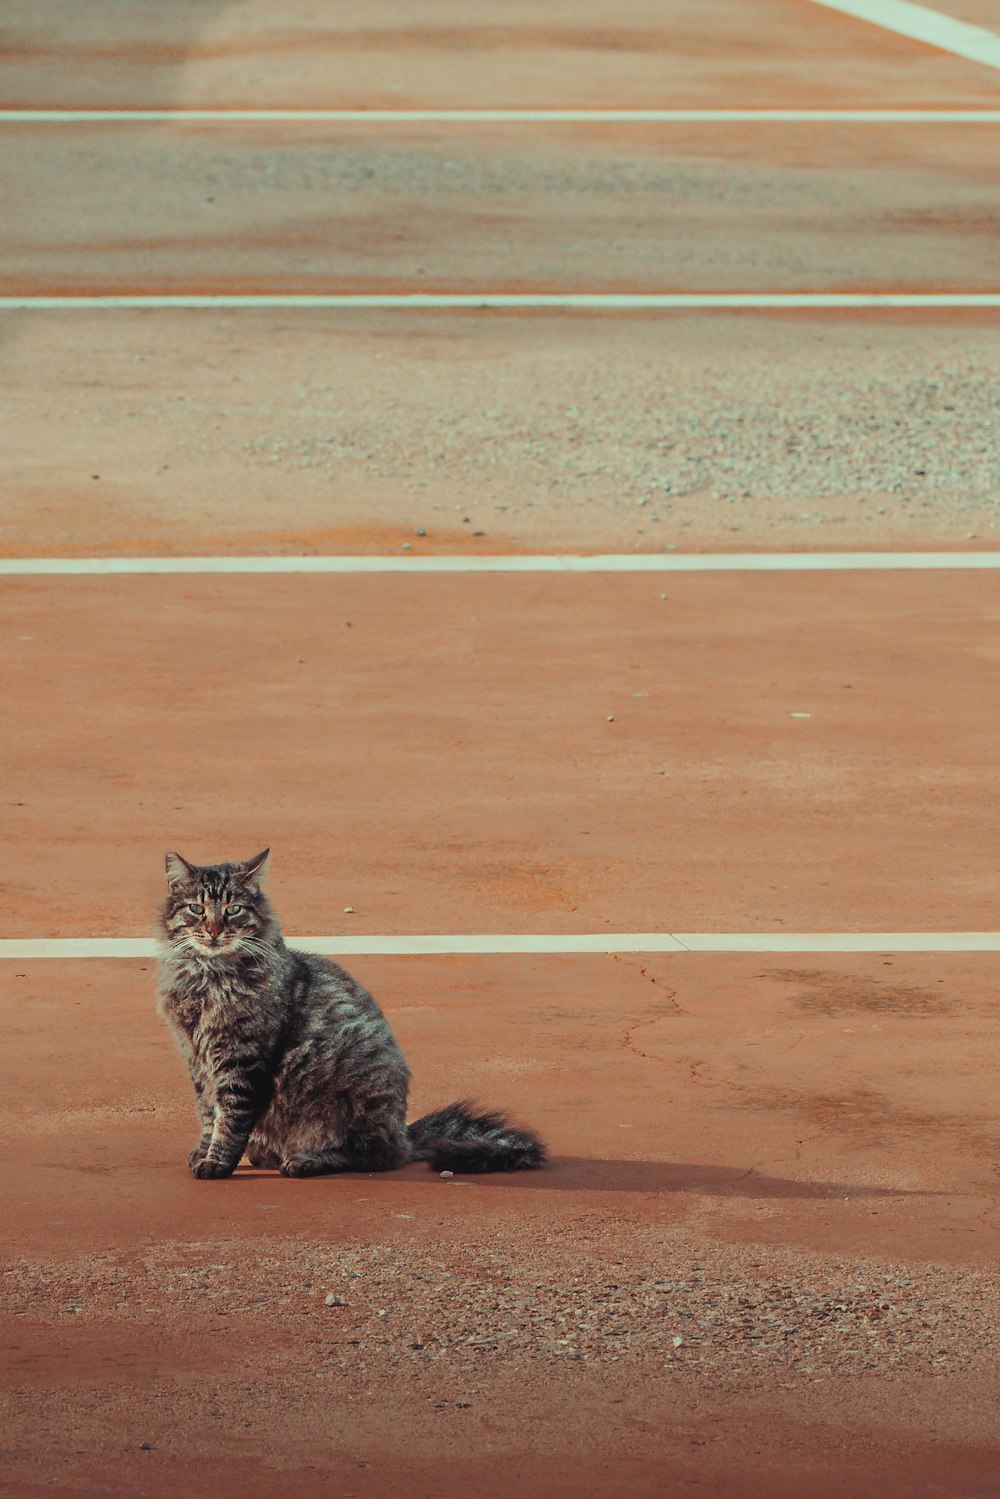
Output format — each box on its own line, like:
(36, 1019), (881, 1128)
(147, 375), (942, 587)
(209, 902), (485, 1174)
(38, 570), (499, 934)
(3, 553), (1000, 576)
(2, 294), (999, 310)
(674, 932), (1000, 952)
(3, 109), (1000, 124)
(809, 0), (1000, 70)
(3, 933), (1000, 959)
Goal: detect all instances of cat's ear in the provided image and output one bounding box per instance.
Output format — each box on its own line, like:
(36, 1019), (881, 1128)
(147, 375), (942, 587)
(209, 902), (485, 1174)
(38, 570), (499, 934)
(165, 851), (196, 888)
(241, 848), (270, 884)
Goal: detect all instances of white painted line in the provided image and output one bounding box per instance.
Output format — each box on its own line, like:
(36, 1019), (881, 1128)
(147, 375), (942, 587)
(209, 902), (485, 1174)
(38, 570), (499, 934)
(295, 935), (693, 956)
(3, 109), (1000, 123)
(3, 933), (1000, 960)
(674, 932), (1000, 952)
(4, 553), (1000, 576)
(808, 0), (1000, 71)
(2, 294), (999, 311)
(0, 939), (158, 960)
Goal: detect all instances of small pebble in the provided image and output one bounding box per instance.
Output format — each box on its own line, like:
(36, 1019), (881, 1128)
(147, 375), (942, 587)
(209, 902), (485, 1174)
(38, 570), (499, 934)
(344, 906), (354, 914)
(325, 1294), (346, 1307)
(607, 715), (615, 722)
(139, 1443), (153, 1451)
(440, 1170), (454, 1179)
(415, 528), (426, 536)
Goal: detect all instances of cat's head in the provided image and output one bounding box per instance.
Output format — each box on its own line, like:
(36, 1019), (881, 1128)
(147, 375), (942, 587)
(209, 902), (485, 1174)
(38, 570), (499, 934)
(159, 848), (274, 957)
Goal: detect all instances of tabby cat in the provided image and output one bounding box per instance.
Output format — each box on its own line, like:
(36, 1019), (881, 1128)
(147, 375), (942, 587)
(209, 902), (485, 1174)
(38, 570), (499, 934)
(156, 849), (546, 1179)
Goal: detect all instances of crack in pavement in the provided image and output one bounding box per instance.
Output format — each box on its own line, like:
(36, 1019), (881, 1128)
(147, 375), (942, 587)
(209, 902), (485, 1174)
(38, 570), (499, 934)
(612, 954), (685, 1061)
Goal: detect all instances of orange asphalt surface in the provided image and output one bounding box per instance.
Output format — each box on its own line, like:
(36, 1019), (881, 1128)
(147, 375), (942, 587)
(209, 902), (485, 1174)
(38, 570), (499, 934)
(3, 5), (1000, 1498)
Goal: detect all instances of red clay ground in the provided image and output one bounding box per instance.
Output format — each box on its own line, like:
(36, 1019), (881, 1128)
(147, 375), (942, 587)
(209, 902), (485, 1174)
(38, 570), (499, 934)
(4, 954), (1000, 1498)
(7, 570), (1000, 938)
(5, 568), (1000, 1494)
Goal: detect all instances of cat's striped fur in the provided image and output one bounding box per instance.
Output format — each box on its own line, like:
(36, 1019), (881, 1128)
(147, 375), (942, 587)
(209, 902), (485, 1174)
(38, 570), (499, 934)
(156, 850), (546, 1179)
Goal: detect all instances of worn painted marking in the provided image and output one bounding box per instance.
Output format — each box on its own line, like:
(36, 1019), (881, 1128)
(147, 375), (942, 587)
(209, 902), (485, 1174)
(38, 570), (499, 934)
(3, 109), (1000, 123)
(3, 553), (1000, 576)
(3, 934), (1000, 959)
(808, 0), (1000, 70)
(2, 294), (1000, 310)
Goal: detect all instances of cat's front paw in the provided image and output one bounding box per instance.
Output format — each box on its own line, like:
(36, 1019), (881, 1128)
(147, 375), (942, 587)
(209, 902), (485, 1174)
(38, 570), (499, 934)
(280, 1153), (319, 1177)
(188, 1147), (208, 1171)
(190, 1156), (236, 1179)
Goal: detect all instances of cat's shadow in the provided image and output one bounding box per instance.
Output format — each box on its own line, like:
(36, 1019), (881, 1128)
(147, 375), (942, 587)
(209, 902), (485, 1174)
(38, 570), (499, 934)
(231, 1156), (937, 1200)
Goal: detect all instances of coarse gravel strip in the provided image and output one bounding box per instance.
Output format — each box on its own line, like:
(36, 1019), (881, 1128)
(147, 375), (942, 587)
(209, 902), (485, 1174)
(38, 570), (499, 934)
(255, 331), (998, 522)
(5, 313), (1000, 555)
(6, 1226), (996, 1386)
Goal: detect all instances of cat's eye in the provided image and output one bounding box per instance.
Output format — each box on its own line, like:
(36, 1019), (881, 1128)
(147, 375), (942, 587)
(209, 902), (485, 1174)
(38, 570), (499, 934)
(227, 904), (243, 917)
(186, 903), (205, 916)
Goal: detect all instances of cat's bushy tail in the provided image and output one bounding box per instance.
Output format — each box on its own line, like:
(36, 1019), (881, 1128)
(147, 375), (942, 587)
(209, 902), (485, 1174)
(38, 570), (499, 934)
(407, 1100), (546, 1172)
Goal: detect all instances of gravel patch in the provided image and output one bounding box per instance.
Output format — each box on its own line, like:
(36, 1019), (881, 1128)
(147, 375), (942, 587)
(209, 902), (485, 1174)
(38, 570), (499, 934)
(115, 144), (847, 210)
(232, 354), (1000, 513)
(196, 325), (1000, 543)
(4, 1229), (996, 1384)
(7, 315), (1000, 553)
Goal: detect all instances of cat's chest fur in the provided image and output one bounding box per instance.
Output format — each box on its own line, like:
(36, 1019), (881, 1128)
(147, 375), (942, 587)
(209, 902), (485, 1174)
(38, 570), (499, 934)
(159, 957), (274, 1044)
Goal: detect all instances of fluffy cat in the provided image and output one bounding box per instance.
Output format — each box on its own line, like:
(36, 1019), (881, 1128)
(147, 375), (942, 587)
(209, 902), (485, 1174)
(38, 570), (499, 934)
(156, 848), (546, 1179)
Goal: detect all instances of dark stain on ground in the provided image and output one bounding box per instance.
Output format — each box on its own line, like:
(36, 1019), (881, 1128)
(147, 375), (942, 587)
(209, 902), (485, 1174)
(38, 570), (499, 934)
(734, 1081), (1000, 1155)
(761, 968), (950, 1017)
